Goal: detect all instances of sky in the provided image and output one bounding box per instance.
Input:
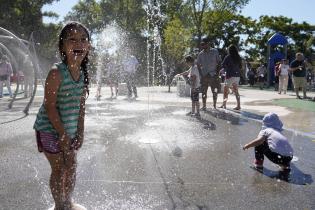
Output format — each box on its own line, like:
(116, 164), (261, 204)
(42, 0), (315, 25)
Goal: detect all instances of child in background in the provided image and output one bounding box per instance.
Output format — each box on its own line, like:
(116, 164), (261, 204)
(33, 22), (91, 210)
(0, 55), (13, 98)
(243, 112), (293, 172)
(178, 55), (201, 117)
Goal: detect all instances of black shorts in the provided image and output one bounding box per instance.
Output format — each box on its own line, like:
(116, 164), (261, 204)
(191, 88), (200, 102)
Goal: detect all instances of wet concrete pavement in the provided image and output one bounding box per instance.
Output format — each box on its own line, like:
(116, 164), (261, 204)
(0, 86), (314, 210)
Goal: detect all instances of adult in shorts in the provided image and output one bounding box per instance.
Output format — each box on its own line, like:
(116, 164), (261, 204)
(197, 38), (221, 110)
(290, 53), (307, 99)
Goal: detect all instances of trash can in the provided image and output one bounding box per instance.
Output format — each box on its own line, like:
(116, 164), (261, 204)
(118, 83), (128, 95)
(175, 75), (191, 97)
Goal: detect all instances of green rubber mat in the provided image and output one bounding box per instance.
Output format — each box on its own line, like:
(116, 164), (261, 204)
(273, 98), (315, 112)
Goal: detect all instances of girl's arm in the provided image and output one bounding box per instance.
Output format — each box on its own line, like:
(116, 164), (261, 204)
(73, 89), (87, 150)
(243, 135), (266, 150)
(191, 74), (197, 89)
(44, 68), (70, 151)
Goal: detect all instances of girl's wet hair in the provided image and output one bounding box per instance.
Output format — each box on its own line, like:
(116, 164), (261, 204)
(228, 44), (241, 68)
(58, 21), (90, 95)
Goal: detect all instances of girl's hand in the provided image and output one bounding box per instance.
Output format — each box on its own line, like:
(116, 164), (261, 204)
(72, 136), (83, 150)
(59, 134), (71, 152)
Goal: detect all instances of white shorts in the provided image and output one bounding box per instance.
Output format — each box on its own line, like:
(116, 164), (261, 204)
(225, 77), (240, 87)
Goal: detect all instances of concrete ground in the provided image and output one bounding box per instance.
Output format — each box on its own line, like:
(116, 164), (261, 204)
(0, 85), (314, 210)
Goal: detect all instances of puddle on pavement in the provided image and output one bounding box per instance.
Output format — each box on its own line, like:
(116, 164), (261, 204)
(172, 110), (188, 115)
(113, 103), (164, 111)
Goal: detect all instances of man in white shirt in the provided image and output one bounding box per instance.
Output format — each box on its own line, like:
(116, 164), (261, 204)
(257, 64), (267, 90)
(123, 54), (139, 98)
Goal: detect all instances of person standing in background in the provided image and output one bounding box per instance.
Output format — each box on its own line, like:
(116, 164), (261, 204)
(219, 45), (242, 110)
(197, 38), (221, 110)
(23, 55), (35, 98)
(123, 54), (139, 99)
(257, 63), (267, 90)
(107, 58), (119, 98)
(278, 59), (290, 94)
(0, 55), (13, 98)
(290, 53), (307, 99)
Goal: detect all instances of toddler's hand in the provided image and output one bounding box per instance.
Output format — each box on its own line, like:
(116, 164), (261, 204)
(242, 144), (248, 150)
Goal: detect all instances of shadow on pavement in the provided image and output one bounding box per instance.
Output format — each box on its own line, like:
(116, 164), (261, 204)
(197, 117), (217, 130)
(0, 114), (28, 125)
(203, 108), (245, 125)
(252, 163), (313, 185)
(239, 110), (264, 120)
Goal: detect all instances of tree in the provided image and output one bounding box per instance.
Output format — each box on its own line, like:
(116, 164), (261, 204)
(99, 0), (147, 35)
(65, 0), (103, 35)
(0, 0), (62, 71)
(188, 0), (209, 46)
(163, 17), (191, 91)
(0, 0), (58, 38)
(186, 0), (250, 47)
(246, 16), (315, 61)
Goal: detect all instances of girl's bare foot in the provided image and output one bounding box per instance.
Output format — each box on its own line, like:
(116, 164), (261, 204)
(71, 203), (87, 210)
(219, 104), (226, 109)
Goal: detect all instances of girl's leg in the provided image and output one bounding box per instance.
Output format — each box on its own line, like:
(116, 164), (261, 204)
(110, 85), (114, 97)
(0, 80), (3, 97)
(115, 84), (118, 96)
(5, 79), (12, 97)
(278, 76), (283, 93)
(283, 75), (288, 94)
(220, 85), (229, 108)
(63, 150), (78, 208)
(232, 83), (240, 110)
(44, 152), (67, 209)
(196, 101), (200, 114)
(192, 101), (195, 114)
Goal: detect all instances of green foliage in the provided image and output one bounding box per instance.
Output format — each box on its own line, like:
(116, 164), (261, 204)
(1, 0), (315, 76)
(246, 15), (315, 60)
(0, 0), (57, 38)
(65, 0), (104, 35)
(163, 17), (192, 62)
(99, 0), (147, 35)
(0, 0), (61, 71)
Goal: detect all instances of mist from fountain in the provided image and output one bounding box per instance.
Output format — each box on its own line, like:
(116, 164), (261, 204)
(0, 27), (41, 113)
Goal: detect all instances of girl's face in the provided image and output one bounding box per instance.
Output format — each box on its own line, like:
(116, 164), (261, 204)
(62, 27), (90, 63)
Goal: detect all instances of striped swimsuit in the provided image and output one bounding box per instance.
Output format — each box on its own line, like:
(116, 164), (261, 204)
(34, 62), (84, 153)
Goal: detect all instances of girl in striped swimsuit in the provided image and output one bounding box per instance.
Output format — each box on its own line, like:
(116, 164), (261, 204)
(34, 22), (90, 210)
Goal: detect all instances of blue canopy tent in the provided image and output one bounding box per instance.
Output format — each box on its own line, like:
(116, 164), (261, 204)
(267, 33), (288, 86)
